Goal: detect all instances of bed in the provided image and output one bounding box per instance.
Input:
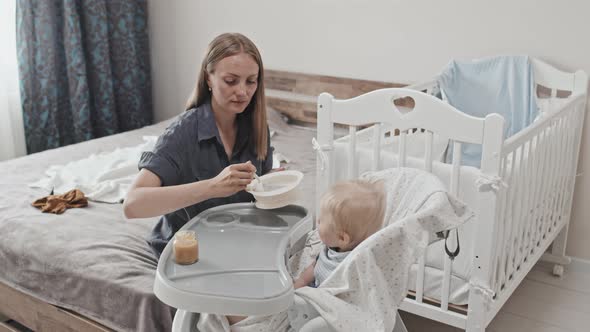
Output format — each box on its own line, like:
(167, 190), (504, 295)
(0, 118), (175, 332)
(314, 58), (588, 331)
(0, 107), (318, 332)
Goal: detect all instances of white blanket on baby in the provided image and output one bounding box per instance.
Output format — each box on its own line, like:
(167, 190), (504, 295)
(29, 136), (157, 203)
(197, 168), (473, 332)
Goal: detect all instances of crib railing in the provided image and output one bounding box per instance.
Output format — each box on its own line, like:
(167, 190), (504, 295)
(485, 94), (587, 324)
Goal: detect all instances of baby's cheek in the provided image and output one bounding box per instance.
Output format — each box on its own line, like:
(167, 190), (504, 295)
(317, 228), (326, 243)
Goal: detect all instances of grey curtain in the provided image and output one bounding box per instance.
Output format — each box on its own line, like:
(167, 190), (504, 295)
(16, 0), (153, 153)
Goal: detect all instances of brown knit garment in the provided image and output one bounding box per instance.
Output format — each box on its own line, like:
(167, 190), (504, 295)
(32, 189), (88, 214)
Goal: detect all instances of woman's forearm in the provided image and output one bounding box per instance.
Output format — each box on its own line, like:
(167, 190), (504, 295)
(124, 180), (218, 219)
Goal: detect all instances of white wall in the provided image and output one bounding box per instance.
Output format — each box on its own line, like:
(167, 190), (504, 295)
(148, 0), (590, 260)
(0, 0), (26, 161)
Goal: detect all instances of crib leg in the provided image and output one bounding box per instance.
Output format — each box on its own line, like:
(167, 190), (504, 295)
(465, 315), (486, 332)
(551, 222), (570, 261)
(541, 222), (572, 277)
(393, 311), (408, 332)
(552, 222), (571, 277)
(465, 298), (486, 332)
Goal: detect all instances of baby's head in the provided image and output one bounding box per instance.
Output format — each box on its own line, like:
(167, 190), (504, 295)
(317, 179), (386, 251)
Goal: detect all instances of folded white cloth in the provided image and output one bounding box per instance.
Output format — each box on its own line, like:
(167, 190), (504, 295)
(197, 168), (473, 332)
(29, 136), (157, 203)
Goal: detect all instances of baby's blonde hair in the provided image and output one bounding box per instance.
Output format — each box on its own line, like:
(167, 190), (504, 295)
(320, 179), (386, 247)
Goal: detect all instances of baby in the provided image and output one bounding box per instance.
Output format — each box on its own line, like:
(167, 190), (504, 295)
(294, 179), (386, 288)
(227, 179), (385, 325)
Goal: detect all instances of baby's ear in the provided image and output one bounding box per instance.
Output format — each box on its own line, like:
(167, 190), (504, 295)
(338, 231), (352, 248)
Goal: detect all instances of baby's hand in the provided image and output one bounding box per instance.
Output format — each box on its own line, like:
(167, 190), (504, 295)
(293, 262), (316, 289)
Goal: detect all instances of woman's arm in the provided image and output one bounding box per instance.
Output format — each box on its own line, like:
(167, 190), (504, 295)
(123, 169), (211, 219)
(123, 162), (256, 219)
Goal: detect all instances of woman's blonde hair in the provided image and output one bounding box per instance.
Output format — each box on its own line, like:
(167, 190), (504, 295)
(320, 179), (386, 246)
(185, 33), (268, 160)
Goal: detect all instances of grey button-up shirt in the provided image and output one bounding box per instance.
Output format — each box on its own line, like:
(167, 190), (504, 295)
(138, 100), (273, 256)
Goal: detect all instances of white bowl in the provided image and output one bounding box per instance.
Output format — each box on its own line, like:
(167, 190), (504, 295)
(246, 170), (304, 209)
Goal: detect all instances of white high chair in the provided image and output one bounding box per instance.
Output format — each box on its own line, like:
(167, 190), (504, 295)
(154, 202), (408, 331)
(154, 203), (311, 329)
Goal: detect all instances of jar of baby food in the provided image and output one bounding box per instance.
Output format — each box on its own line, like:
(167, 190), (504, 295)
(173, 230), (199, 265)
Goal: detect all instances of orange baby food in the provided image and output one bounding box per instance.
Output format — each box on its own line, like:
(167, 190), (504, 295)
(173, 230), (199, 264)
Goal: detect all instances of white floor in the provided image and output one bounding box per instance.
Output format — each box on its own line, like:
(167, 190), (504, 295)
(400, 261), (590, 332)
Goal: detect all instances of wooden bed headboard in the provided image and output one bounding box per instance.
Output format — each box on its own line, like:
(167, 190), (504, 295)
(264, 70), (407, 124)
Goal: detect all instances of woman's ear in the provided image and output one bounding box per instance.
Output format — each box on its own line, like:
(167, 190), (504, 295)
(205, 72), (212, 91)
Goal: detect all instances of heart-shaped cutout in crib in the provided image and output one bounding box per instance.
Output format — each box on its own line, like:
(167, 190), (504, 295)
(391, 96), (415, 117)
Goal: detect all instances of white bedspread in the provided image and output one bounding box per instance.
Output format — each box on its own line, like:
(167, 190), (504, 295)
(28, 133), (292, 204)
(197, 168), (473, 332)
(28, 136), (158, 203)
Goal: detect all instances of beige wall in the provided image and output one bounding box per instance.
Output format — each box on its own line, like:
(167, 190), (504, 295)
(148, 0), (590, 260)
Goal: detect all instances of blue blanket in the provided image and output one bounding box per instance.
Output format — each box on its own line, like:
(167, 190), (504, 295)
(438, 56), (538, 167)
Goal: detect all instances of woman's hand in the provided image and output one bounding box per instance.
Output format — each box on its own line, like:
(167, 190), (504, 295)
(210, 161), (257, 198)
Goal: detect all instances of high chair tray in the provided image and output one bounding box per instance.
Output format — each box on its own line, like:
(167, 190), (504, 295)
(154, 203), (312, 316)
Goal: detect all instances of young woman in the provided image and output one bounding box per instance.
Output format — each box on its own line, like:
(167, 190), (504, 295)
(124, 33), (273, 256)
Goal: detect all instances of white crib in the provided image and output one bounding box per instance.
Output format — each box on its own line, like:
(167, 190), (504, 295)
(314, 58), (588, 331)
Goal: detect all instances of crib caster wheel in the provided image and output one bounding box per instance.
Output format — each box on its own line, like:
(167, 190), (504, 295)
(552, 264), (564, 277)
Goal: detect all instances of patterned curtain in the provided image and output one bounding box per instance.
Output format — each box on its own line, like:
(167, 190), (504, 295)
(16, 0), (153, 154)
